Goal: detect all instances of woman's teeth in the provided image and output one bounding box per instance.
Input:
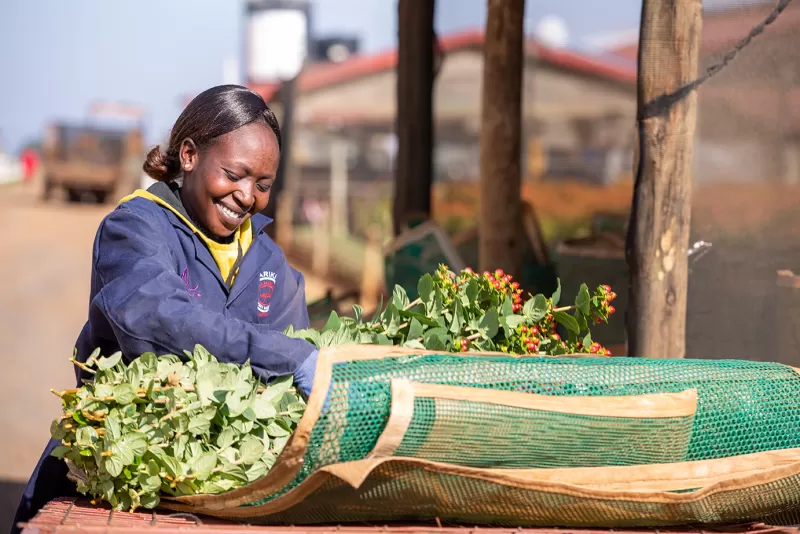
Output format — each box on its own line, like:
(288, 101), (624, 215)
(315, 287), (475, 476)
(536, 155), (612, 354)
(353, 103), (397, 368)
(218, 203), (244, 219)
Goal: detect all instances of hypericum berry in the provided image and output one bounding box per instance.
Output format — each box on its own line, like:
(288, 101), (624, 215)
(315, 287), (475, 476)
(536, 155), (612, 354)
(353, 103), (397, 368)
(608, 306), (616, 315)
(597, 348), (607, 356)
(576, 342), (583, 349)
(531, 336), (540, 344)
(521, 325), (528, 334)
(483, 271), (492, 278)
(526, 342), (536, 351)
(609, 292), (617, 301)
(552, 333), (561, 341)
(605, 349), (612, 356)
(511, 281), (520, 289)
(603, 285), (611, 293)
(513, 304), (521, 312)
(589, 345), (599, 353)
(591, 342), (601, 349)
(495, 269), (504, 277)
(562, 342), (567, 349)
(464, 267), (474, 274)
(502, 276), (511, 283)
(531, 327), (539, 335)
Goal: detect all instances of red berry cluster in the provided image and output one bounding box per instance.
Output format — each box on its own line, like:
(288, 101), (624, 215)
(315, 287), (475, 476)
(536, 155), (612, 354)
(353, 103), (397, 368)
(432, 265), (616, 357)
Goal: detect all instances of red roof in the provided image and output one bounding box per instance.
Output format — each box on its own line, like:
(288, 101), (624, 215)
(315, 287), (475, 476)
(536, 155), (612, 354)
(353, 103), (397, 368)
(251, 29), (636, 103)
(609, 1), (800, 62)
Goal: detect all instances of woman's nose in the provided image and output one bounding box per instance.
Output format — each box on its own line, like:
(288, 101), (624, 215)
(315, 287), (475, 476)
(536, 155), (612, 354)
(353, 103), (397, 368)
(233, 183), (254, 208)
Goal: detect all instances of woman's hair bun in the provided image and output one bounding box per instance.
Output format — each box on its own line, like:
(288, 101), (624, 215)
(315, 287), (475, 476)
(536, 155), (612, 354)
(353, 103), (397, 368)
(142, 145), (179, 182)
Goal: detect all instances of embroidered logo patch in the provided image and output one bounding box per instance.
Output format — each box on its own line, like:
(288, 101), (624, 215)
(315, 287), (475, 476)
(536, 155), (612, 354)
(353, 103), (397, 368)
(181, 268), (201, 298)
(257, 271), (277, 318)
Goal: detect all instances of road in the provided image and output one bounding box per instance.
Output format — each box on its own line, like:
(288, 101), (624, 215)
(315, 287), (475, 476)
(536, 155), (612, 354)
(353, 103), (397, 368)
(0, 183), (330, 530)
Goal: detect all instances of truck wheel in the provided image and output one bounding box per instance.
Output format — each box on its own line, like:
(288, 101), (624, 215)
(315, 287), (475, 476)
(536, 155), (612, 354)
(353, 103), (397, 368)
(41, 176), (54, 201)
(67, 189), (82, 203)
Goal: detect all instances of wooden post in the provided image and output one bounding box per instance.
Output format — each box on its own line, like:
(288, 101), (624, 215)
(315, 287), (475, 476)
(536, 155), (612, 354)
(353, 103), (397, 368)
(626, 0), (702, 359)
(330, 139), (349, 237)
(393, 0), (435, 235)
(478, 0), (525, 276)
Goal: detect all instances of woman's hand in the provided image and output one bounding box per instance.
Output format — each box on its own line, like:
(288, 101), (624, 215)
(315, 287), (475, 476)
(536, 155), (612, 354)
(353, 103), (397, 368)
(292, 349), (318, 398)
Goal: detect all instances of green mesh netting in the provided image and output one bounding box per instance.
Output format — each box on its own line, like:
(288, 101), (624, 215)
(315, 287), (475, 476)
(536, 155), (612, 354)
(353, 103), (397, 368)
(393, 397), (695, 468)
(246, 354), (800, 508)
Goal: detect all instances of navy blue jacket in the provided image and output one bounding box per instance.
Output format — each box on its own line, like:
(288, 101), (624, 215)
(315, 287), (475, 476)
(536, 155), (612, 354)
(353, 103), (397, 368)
(12, 189), (316, 533)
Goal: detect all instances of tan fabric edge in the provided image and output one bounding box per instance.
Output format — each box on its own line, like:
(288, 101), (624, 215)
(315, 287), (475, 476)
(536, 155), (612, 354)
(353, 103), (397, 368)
(162, 450), (800, 519)
(412, 382), (698, 419)
(371, 379), (415, 457)
(321, 379), (416, 488)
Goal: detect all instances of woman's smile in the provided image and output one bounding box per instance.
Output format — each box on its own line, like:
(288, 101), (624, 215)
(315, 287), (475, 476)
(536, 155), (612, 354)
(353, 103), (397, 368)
(214, 199), (248, 229)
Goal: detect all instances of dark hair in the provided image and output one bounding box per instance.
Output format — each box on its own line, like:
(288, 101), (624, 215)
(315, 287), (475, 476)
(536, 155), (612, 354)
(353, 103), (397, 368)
(143, 85), (282, 182)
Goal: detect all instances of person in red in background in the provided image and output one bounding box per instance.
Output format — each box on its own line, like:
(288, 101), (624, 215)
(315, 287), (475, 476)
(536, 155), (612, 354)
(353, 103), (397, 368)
(20, 147), (39, 183)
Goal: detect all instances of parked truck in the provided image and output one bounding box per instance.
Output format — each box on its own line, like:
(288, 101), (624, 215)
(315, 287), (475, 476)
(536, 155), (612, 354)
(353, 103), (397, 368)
(40, 121), (142, 204)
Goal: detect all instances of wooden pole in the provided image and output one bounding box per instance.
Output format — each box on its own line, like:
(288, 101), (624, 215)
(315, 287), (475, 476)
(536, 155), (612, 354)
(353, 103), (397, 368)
(393, 0), (435, 235)
(478, 0), (525, 276)
(626, 0), (702, 358)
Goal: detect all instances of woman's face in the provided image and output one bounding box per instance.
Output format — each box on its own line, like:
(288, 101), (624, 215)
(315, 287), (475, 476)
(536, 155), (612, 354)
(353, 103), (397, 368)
(180, 121), (279, 238)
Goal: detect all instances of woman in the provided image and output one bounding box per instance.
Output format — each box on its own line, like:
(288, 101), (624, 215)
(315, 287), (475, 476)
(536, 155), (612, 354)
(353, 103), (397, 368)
(13, 85), (318, 532)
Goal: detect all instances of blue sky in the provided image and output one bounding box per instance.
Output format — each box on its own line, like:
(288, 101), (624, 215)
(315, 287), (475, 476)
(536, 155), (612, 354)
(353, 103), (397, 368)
(0, 0), (649, 153)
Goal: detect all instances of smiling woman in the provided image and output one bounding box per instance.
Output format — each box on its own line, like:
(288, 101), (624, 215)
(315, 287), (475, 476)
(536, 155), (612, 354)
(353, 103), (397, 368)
(12, 85), (319, 534)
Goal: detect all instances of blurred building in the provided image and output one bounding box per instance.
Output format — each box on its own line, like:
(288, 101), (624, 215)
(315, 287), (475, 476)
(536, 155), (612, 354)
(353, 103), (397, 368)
(606, 0), (800, 184)
(253, 29), (638, 197)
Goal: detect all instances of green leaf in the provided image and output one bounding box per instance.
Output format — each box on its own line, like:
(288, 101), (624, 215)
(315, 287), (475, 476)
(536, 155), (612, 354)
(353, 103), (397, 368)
(370, 294), (384, 324)
(76, 426), (98, 448)
(245, 461), (268, 483)
(407, 318), (424, 340)
(188, 417), (211, 436)
(140, 493), (160, 510)
(504, 315), (526, 330)
(576, 283), (591, 316)
(49, 420), (66, 441)
(375, 334), (392, 346)
(104, 414), (122, 440)
(392, 285), (410, 310)
(384, 304), (401, 337)
(553, 310), (580, 334)
(501, 297), (514, 317)
(147, 460), (160, 476)
(551, 278), (562, 306)
(582, 332), (593, 348)
(352, 304), (363, 323)
(120, 432), (148, 456)
(423, 329), (448, 351)
(161, 456), (182, 477)
(97, 352), (122, 371)
(140, 474), (162, 493)
(191, 451), (217, 481)
(218, 463), (248, 483)
(254, 396), (277, 419)
(479, 308), (500, 338)
(449, 300), (465, 335)
(104, 454), (124, 477)
(216, 427), (236, 450)
(238, 437), (264, 464)
(50, 445), (71, 459)
(575, 309), (589, 332)
(524, 294), (549, 322)
(402, 339), (426, 349)
(262, 375), (292, 403)
(266, 421), (290, 437)
(322, 311), (341, 333)
(465, 278), (479, 304)
(113, 384), (137, 405)
(399, 310), (440, 327)
(428, 288), (444, 318)
(417, 274), (434, 303)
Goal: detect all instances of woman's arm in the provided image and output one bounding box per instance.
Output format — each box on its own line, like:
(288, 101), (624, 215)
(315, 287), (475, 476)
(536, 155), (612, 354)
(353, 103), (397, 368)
(86, 206), (316, 383)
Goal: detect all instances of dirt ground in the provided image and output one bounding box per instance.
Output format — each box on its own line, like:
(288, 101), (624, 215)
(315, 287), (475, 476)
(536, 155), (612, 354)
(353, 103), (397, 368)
(0, 183), (331, 531)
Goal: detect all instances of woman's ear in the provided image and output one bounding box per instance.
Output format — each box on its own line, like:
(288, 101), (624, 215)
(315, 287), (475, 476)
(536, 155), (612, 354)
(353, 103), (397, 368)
(179, 139), (198, 172)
